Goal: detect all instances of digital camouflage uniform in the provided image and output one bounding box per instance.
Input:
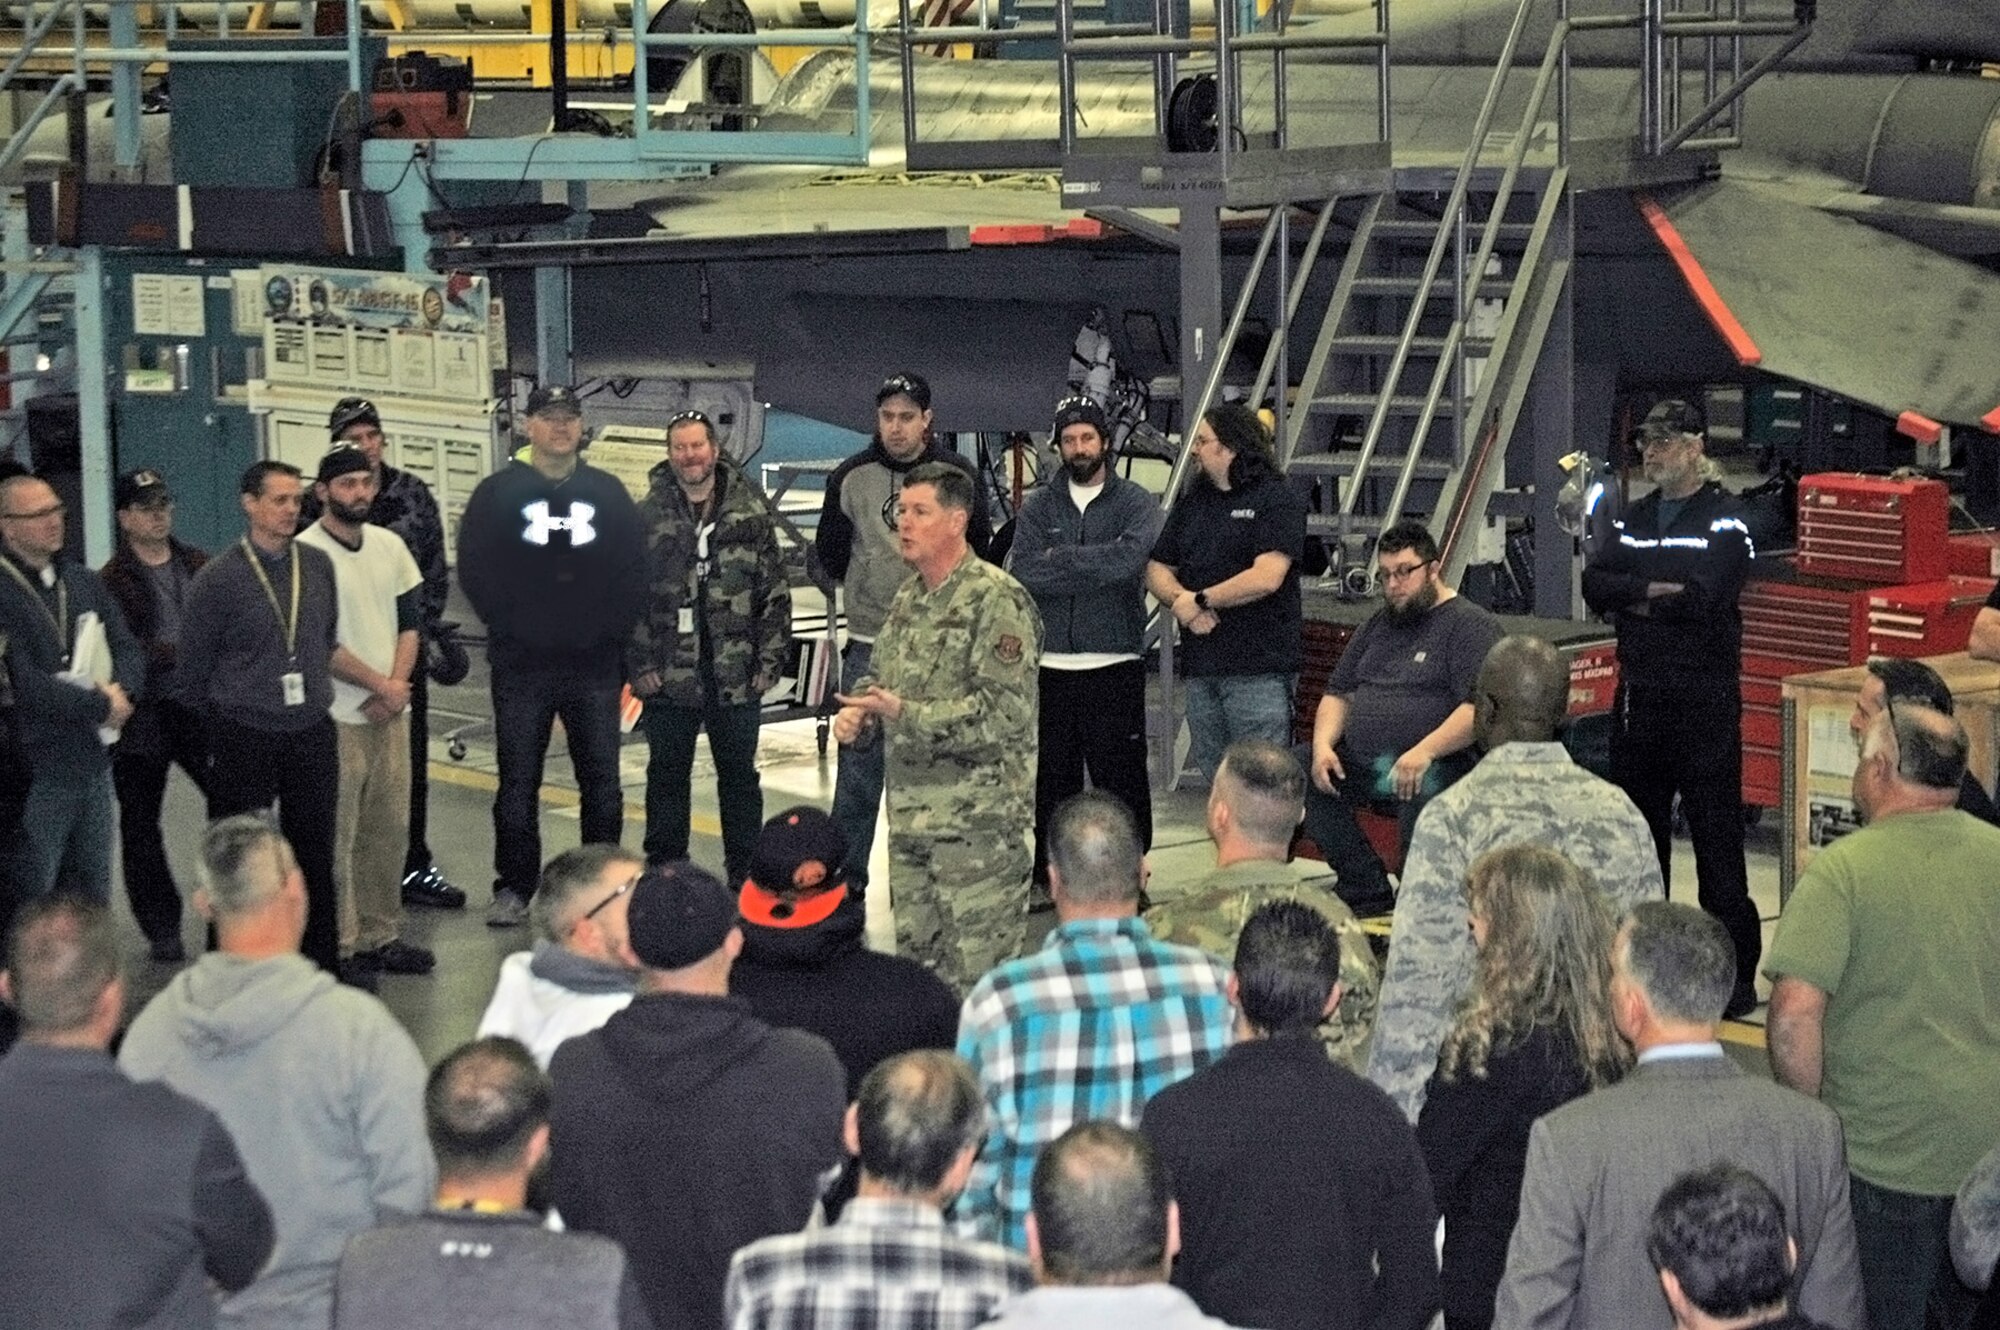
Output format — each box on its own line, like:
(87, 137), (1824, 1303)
(1146, 858), (1380, 1072)
(1364, 741), (1664, 1122)
(627, 455), (792, 706)
(863, 549), (1041, 991)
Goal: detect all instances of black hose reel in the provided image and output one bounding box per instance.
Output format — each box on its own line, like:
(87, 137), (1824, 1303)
(1166, 73), (1220, 153)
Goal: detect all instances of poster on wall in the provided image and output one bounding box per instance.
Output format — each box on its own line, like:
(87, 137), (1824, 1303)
(259, 265), (492, 402)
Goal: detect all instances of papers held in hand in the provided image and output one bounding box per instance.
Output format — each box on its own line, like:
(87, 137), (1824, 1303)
(58, 610), (121, 745)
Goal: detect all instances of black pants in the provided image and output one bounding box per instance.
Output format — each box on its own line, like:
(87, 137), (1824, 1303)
(491, 654), (624, 901)
(1033, 660), (1154, 884)
(1299, 741), (1473, 917)
(207, 714), (340, 973)
(112, 700), (213, 948)
(1613, 679), (1761, 986)
(403, 667), (432, 877)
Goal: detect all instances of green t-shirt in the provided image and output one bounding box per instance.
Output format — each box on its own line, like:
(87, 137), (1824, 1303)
(1764, 808), (2000, 1195)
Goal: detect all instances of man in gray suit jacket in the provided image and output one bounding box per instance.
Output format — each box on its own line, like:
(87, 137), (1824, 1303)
(1493, 903), (1864, 1330)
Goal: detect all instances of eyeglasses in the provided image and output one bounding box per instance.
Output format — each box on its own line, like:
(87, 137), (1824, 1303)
(1379, 559), (1435, 584)
(580, 873), (640, 925)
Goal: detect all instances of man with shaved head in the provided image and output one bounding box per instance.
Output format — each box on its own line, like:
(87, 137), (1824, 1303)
(1767, 703), (2000, 1330)
(1366, 635), (1664, 1121)
(1147, 739), (1379, 1072)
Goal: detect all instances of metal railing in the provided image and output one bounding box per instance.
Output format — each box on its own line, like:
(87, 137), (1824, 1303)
(896, 0), (1388, 171)
(1349, 0), (1812, 536)
(628, 0), (873, 164)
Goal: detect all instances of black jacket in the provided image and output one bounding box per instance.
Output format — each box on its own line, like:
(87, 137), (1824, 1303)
(456, 459), (646, 670)
(99, 537), (208, 693)
(0, 1043), (274, 1330)
(732, 892), (961, 1096)
(1416, 1024), (1596, 1330)
(549, 992), (845, 1330)
(1141, 1033), (1440, 1330)
(1581, 480), (1751, 685)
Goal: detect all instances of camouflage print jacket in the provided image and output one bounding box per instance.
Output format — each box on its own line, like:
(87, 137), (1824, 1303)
(629, 456), (792, 708)
(1147, 858), (1381, 1073)
(1365, 741), (1662, 1123)
(865, 550), (1042, 832)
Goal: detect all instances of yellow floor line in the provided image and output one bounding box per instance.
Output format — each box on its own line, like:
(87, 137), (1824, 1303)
(427, 761), (723, 837)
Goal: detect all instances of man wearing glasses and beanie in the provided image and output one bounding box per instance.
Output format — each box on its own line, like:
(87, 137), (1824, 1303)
(1582, 398), (1760, 1019)
(629, 408), (791, 888)
(458, 384), (647, 929)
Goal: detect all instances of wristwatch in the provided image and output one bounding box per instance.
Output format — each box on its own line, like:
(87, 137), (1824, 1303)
(1193, 590), (1211, 611)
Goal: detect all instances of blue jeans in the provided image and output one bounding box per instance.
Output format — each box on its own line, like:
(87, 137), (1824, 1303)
(1849, 1173), (1971, 1330)
(15, 767), (114, 902)
(1184, 673), (1295, 783)
(641, 692), (763, 885)
(830, 639), (883, 891)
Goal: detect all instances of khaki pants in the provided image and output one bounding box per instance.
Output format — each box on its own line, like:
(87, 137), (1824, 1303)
(334, 714), (411, 956)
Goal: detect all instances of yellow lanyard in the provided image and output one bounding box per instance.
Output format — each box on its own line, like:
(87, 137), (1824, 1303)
(240, 538), (300, 662)
(0, 555), (67, 657)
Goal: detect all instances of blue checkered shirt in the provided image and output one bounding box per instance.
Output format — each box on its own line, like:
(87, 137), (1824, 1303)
(953, 916), (1234, 1249)
(724, 1197), (1031, 1330)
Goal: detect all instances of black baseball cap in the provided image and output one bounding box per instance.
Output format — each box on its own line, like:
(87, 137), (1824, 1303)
(740, 806), (851, 931)
(627, 862), (736, 971)
(1639, 399), (1706, 443)
(115, 468), (171, 509)
(526, 384), (582, 418)
(876, 373), (932, 411)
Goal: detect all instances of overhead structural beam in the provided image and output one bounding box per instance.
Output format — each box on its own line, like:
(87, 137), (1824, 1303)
(1085, 208), (1179, 251)
(432, 226), (970, 271)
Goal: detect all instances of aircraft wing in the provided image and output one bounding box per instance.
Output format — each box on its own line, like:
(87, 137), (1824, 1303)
(1641, 174), (2000, 430)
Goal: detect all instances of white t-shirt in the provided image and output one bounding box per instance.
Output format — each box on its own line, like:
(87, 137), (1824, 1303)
(297, 522), (422, 725)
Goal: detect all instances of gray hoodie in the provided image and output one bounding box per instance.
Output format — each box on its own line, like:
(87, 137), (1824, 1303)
(120, 953), (435, 1330)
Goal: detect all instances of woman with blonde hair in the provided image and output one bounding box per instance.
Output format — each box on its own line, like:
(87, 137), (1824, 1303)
(1416, 843), (1632, 1330)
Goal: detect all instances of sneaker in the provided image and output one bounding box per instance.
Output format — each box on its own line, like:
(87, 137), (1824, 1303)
(486, 890), (530, 928)
(369, 939), (436, 975)
(402, 866), (467, 910)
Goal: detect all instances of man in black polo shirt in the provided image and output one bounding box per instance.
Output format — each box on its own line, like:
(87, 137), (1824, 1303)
(1146, 404), (1306, 784)
(176, 460), (343, 974)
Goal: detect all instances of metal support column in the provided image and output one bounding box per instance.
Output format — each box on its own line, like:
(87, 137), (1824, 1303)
(74, 245), (112, 565)
(109, 0), (141, 173)
(1177, 204), (1223, 423)
(535, 262), (573, 387)
(1531, 193), (1577, 618)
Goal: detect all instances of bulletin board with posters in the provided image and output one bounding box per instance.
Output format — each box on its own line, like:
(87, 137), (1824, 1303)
(246, 264), (502, 560)
(1779, 653), (2000, 904)
(255, 264), (496, 402)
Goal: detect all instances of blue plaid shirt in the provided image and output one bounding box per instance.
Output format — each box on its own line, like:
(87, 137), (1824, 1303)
(952, 916), (1234, 1249)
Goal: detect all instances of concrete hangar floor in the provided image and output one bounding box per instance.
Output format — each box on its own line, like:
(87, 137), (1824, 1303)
(114, 604), (1789, 1073)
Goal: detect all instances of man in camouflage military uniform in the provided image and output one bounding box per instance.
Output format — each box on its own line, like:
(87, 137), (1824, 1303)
(631, 409), (792, 886)
(1148, 738), (1379, 1072)
(832, 461), (1040, 990)
(1366, 634), (1663, 1122)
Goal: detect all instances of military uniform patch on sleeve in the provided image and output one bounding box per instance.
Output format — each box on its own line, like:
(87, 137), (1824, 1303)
(995, 634), (1023, 663)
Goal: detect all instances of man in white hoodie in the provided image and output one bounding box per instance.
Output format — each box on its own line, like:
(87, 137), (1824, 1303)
(120, 814), (434, 1330)
(476, 843), (641, 1068)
